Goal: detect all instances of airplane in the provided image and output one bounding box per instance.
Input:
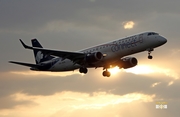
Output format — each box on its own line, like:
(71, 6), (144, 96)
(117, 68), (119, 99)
(9, 32), (167, 77)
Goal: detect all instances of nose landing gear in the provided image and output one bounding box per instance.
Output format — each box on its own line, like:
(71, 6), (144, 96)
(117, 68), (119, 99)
(147, 48), (154, 59)
(148, 51), (153, 59)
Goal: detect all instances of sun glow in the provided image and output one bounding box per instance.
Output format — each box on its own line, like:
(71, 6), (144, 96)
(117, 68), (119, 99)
(108, 65), (155, 76)
(124, 64), (179, 79)
(107, 65), (155, 76)
(108, 66), (121, 75)
(125, 65), (155, 75)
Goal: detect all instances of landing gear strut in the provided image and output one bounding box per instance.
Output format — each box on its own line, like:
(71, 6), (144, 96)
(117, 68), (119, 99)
(147, 48), (154, 59)
(79, 67), (88, 74)
(102, 70), (111, 77)
(148, 51), (153, 59)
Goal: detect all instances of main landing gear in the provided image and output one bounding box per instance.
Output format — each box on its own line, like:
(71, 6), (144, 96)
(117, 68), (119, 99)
(147, 48), (154, 59)
(79, 67), (111, 77)
(102, 69), (111, 77)
(79, 67), (88, 74)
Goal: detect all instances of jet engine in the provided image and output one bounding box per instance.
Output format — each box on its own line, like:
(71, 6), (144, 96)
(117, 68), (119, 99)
(118, 57), (138, 69)
(86, 52), (103, 63)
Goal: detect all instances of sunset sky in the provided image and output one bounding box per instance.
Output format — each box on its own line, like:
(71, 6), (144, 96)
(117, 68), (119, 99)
(0, 0), (180, 117)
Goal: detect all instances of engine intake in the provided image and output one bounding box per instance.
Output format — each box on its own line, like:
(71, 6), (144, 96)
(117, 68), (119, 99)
(86, 52), (103, 63)
(119, 57), (138, 69)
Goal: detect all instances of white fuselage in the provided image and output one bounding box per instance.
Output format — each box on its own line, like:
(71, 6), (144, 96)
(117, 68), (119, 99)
(47, 32), (167, 71)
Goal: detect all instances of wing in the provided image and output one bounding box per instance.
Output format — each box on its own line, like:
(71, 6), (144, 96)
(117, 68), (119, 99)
(19, 39), (86, 64)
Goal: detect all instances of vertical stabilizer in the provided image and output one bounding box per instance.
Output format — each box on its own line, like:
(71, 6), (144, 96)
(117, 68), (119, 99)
(31, 39), (54, 64)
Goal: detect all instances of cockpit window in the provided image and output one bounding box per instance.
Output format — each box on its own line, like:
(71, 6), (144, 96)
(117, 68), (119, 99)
(147, 32), (159, 36)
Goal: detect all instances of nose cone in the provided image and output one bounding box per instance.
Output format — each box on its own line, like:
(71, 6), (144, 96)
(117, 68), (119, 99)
(158, 36), (167, 45)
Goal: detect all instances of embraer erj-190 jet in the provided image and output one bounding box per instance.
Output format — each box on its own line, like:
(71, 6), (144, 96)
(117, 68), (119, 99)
(9, 32), (167, 77)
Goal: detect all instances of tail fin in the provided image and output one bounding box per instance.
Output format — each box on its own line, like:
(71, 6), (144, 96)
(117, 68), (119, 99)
(31, 39), (54, 64)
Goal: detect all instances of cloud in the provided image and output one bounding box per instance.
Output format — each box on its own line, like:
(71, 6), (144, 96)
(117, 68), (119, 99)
(0, 68), (177, 97)
(10, 70), (80, 77)
(89, 0), (96, 2)
(1, 66), (180, 116)
(0, 95), (35, 110)
(151, 82), (161, 87)
(123, 21), (135, 29)
(0, 91), (155, 117)
(125, 64), (179, 80)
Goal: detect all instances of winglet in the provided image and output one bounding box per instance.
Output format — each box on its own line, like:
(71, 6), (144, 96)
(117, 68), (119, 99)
(19, 39), (33, 49)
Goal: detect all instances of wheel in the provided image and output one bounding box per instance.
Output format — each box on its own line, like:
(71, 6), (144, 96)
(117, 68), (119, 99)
(102, 71), (111, 77)
(79, 68), (83, 73)
(103, 71), (107, 76)
(79, 67), (88, 74)
(83, 68), (88, 74)
(107, 71), (111, 77)
(148, 55), (153, 59)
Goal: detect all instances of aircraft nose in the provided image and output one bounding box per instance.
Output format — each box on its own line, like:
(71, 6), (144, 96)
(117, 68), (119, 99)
(158, 36), (167, 44)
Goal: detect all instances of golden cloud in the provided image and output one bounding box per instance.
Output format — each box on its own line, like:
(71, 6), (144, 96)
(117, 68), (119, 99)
(125, 64), (179, 80)
(10, 70), (81, 77)
(0, 91), (155, 117)
(123, 21), (135, 29)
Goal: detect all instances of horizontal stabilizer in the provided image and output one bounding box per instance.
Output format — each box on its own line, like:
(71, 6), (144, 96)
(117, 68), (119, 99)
(9, 61), (42, 68)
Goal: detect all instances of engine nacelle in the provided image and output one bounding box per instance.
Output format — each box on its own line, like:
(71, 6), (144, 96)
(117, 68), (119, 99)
(86, 52), (103, 63)
(118, 57), (138, 69)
